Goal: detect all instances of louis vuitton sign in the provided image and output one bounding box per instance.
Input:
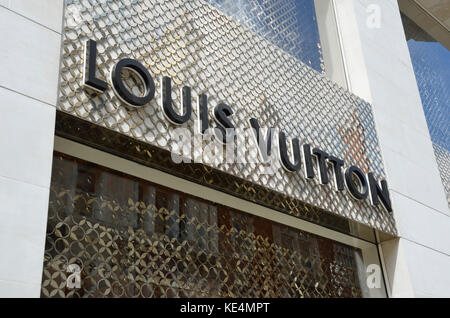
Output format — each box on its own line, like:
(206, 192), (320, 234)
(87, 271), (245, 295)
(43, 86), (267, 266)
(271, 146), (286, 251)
(82, 39), (393, 213)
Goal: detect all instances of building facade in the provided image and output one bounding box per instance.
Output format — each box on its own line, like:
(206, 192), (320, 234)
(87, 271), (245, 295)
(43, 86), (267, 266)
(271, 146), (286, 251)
(0, 0), (448, 298)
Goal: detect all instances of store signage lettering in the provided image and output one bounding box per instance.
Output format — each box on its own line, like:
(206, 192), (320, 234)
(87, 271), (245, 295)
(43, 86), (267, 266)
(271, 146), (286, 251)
(82, 39), (393, 213)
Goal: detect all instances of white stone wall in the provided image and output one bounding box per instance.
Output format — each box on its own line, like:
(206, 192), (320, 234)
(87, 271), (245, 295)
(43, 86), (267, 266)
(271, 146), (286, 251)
(0, 0), (64, 297)
(323, 0), (450, 297)
(0, 0), (448, 298)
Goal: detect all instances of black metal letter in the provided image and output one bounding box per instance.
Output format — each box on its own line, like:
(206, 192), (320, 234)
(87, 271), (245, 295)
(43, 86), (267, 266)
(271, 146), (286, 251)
(345, 166), (369, 200)
(328, 156), (345, 191)
(368, 172), (393, 213)
(83, 39), (108, 92)
(162, 76), (192, 125)
(313, 148), (330, 185)
(302, 144), (315, 179)
(249, 118), (272, 162)
(279, 131), (301, 172)
(111, 58), (155, 108)
(198, 94), (209, 134)
(213, 103), (235, 143)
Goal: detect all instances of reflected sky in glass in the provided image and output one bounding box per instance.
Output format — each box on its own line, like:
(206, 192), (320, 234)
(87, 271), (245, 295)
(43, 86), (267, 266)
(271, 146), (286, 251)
(204, 0), (323, 72)
(408, 40), (450, 151)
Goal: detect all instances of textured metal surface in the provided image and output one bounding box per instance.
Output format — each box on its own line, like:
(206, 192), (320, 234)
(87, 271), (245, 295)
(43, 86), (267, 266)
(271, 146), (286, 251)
(41, 153), (369, 298)
(433, 144), (450, 206)
(59, 0), (396, 234)
(408, 46), (449, 151)
(402, 13), (449, 152)
(402, 13), (450, 207)
(55, 111), (379, 242)
(204, 0), (324, 72)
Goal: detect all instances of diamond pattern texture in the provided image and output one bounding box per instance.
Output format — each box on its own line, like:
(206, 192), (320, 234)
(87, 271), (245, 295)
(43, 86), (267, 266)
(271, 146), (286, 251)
(402, 13), (450, 208)
(433, 144), (450, 206)
(204, 0), (324, 72)
(41, 153), (369, 298)
(59, 0), (396, 234)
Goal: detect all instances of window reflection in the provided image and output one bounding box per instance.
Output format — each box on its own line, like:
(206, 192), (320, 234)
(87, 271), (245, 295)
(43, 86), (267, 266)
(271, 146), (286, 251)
(42, 152), (366, 298)
(204, 0), (324, 72)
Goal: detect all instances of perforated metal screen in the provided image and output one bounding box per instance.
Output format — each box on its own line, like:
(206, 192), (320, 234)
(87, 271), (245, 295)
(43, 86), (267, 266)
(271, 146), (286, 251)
(59, 0), (396, 234)
(41, 153), (370, 298)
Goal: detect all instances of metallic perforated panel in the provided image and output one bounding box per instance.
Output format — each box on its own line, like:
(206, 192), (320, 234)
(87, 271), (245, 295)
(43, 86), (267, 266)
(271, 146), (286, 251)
(204, 0), (324, 72)
(402, 13), (450, 208)
(59, 0), (396, 235)
(433, 144), (450, 206)
(41, 153), (369, 298)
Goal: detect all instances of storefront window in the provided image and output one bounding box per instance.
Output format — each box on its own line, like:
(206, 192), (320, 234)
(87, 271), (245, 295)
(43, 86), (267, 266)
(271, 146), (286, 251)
(41, 151), (385, 298)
